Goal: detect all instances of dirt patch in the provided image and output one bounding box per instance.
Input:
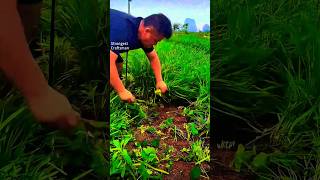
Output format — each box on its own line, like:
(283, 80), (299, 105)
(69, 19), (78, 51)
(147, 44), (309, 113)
(134, 130), (159, 142)
(131, 104), (210, 179)
(213, 149), (255, 180)
(159, 139), (190, 159)
(163, 161), (194, 179)
(214, 149), (235, 166)
(151, 105), (187, 126)
(163, 161), (210, 180)
(129, 104), (254, 179)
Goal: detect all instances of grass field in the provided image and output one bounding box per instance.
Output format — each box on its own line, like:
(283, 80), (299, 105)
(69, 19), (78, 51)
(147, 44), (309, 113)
(110, 32), (210, 179)
(213, 0), (320, 179)
(0, 0), (108, 179)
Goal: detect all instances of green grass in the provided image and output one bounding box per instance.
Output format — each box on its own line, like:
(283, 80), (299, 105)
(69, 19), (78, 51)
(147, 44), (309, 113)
(213, 0), (320, 179)
(0, 0), (107, 179)
(110, 32), (210, 178)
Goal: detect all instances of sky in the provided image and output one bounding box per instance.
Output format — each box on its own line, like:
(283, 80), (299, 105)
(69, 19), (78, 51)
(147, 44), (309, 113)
(110, 0), (210, 31)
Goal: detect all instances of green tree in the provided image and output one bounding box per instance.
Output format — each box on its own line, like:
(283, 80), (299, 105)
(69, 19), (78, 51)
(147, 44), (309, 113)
(173, 23), (181, 31)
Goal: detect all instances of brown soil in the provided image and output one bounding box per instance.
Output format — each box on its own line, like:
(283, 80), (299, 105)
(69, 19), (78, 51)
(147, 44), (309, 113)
(128, 104), (256, 179)
(213, 149), (255, 180)
(127, 103), (254, 180)
(164, 161), (195, 179)
(131, 105), (210, 179)
(163, 161), (210, 180)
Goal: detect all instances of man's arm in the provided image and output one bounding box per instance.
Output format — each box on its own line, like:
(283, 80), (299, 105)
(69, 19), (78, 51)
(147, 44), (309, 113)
(0, 0), (48, 100)
(146, 50), (168, 93)
(0, 1), (79, 129)
(146, 50), (163, 83)
(110, 50), (135, 102)
(110, 50), (126, 93)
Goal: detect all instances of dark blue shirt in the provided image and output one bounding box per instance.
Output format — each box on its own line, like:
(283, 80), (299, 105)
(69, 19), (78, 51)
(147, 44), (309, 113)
(110, 9), (153, 55)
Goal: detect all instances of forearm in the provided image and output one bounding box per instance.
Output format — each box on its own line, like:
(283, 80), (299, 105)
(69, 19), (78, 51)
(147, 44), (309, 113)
(110, 51), (126, 93)
(0, 1), (49, 100)
(149, 55), (163, 83)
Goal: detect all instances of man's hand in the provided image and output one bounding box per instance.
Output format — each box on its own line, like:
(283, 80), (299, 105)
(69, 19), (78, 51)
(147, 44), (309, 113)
(156, 81), (168, 94)
(26, 86), (80, 130)
(110, 51), (135, 103)
(118, 89), (136, 103)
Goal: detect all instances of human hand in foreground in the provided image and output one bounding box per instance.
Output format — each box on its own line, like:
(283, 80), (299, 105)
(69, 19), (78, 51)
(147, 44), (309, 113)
(156, 81), (168, 94)
(26, 86), (80, 130)
(118, 89), (136, 103)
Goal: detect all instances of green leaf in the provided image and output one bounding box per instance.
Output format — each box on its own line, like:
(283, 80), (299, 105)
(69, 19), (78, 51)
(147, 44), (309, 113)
(189, 110), (194, 115)
(165, 118), (174, 126)
(280, 177), (291, 180)
(151, 138), (160, 148)
(0, 107), (26, 131)
(233, 144), (255, 172)
(72, 169), (94, 180)
(190, 165), (201, 180)
(91, 150), (108, 177)
(146, 127), (157, 133)
(312, 137), (320, 148)
(112, 140), (121, 149)
(251, 152), (268, 170)
(141, 147), (157, 163)
(121, 167), (125, 177)
(141, 140), (148, 147)
(269, 152), (298, 168)
(188, 122), (199, 136)
(122, 149), (133, 165)
(139, 163), (150, 180)
(80, 118), (107, 128)
(160, 123), (166, 129)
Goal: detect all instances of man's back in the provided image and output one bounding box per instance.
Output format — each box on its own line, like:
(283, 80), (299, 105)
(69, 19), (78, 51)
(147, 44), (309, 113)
(110, 9), (142, 54)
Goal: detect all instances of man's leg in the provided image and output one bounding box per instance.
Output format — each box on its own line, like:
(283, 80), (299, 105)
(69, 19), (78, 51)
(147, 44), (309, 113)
(17, 0), (42, 58)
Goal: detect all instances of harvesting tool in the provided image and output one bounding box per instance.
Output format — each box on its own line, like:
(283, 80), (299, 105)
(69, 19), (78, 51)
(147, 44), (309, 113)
(71, 117), (106, 138)
(79, 117), (106, 129)
(71, 104), (106, 132)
